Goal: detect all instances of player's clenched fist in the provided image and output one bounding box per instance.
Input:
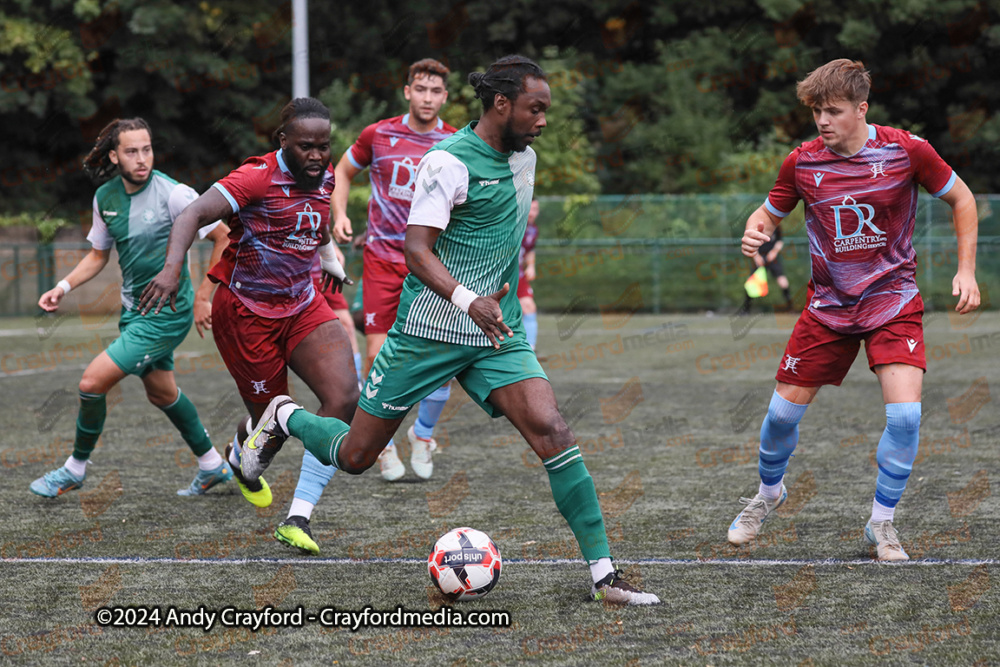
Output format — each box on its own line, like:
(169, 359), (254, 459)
(741, 221), (771, 259)
(38, 286), (66, 312)
(468, 283), (514, 349)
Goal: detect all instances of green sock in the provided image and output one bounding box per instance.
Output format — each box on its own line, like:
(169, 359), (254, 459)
(287, 409), (349, 468)
(158, 389), (213, 457)
(73, 391), (107, 461)
(544, 447), (612, 562)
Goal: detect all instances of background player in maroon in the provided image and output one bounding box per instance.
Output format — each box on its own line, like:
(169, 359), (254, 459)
(331, 58), (457, 483)
(727, 60), (980, 560)
(139, 98), (358, 510)
(309, 246), (361, 384)
(518, 199), (540, 350)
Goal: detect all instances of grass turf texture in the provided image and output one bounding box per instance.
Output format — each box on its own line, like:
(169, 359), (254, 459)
(1, 311), (997, 665)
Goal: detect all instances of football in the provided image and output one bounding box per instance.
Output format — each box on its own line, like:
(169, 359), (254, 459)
(427, 527), (502, 600)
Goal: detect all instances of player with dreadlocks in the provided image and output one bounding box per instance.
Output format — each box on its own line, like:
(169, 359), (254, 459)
(140, 98), (358, 509)
(219, 57), (660, 604)
(32, 118), (233, 499)
(266, 58), (458, 558)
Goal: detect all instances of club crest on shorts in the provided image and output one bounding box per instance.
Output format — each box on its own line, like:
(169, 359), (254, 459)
(782, 355), (801, 375)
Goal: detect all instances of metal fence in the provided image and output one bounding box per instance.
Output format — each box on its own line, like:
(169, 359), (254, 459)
(2, 194), (997, 317)
(529, 193), (999, 314)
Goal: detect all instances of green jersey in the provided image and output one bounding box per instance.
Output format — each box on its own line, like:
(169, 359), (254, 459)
(90, 170), (216, 322)
(395, 122), (536, 346)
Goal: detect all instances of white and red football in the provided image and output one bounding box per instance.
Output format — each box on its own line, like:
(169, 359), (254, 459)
(428, 527), (502, 600)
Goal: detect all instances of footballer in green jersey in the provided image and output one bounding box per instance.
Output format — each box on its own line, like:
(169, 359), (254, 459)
(240, 57), (660, 605)
(31, 118), (233, 500)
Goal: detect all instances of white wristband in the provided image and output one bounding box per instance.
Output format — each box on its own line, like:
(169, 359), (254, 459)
(57, 279), (72, 295)
(450, 285), (478, 314)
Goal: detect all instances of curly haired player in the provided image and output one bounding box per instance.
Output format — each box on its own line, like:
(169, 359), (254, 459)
(32, 118), (232, 499)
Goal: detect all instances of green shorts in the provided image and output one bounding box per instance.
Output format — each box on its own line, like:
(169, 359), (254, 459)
(106, 309), (193, 378)
(359, 328), (547, 419)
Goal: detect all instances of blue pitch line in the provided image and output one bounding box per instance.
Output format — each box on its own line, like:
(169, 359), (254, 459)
(3, 556), (997, 566)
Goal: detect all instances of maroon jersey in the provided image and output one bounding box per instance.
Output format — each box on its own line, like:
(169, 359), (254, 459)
(346, 114), (456, 264)
(519, 221), (539, 283)
(210, 150), (335, 319)
(765, 124), (955, 334)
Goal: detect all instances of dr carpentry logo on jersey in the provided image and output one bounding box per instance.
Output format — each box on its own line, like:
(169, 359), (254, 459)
(389, 157), (418, 201)
(832, 195), (886, 253)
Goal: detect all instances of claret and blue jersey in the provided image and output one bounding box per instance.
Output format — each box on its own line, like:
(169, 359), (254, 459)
(765, 123), (956, 333)
(347, 114), (457, 265)
(210, 149), (335, 319)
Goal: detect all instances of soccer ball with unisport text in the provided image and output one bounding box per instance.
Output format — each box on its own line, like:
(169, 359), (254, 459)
(428, 527), (502, 600)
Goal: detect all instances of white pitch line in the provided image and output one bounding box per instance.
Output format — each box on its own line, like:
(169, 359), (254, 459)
(0, 363), (89, 379)
(3, 557), (996, 566)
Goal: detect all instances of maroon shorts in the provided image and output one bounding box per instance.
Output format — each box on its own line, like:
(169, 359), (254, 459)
(775, 295), (926, 387)
(362, 247), (410, 335)
(517, 276), (534, 299)
(312, 277), (349, 311)
(212, 284), (338, 402)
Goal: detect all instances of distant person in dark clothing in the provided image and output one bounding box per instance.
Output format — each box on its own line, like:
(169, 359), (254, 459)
(739, 226), (794, 313)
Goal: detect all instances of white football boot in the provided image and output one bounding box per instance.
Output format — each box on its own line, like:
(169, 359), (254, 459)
(407, 425), (438, 479)
(727, 485), (788, 545)
(864, 520), (909, 561)
(377, 443), (405, 481)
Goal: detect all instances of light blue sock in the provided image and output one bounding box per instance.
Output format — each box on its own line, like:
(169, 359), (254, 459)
(758, 390), (808, 487)
(874, 402), (921, 508)
(294, 449), (335, 505)
(353, 353), (363, 385)
(523, 312), (538, 350)
(414, 384), (451, 439)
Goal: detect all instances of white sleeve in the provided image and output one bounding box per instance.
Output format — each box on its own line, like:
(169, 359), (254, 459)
(167, 183), (199, 221)
(86, 195), (114, 250)
(196, 220), (221, 239)
(407, 151), (469, 231)
(168, 183), (221, 239)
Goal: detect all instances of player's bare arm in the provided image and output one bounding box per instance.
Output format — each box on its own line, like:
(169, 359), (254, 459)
(38, 248), (111, 312)
(193, 222), (230, 337)
(938, 175), (980, 314)
(138, 188), (233, 315)
(405, 225), (513, 348)
(741, 205), (780, 259)
(331, 154), (362, 242)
